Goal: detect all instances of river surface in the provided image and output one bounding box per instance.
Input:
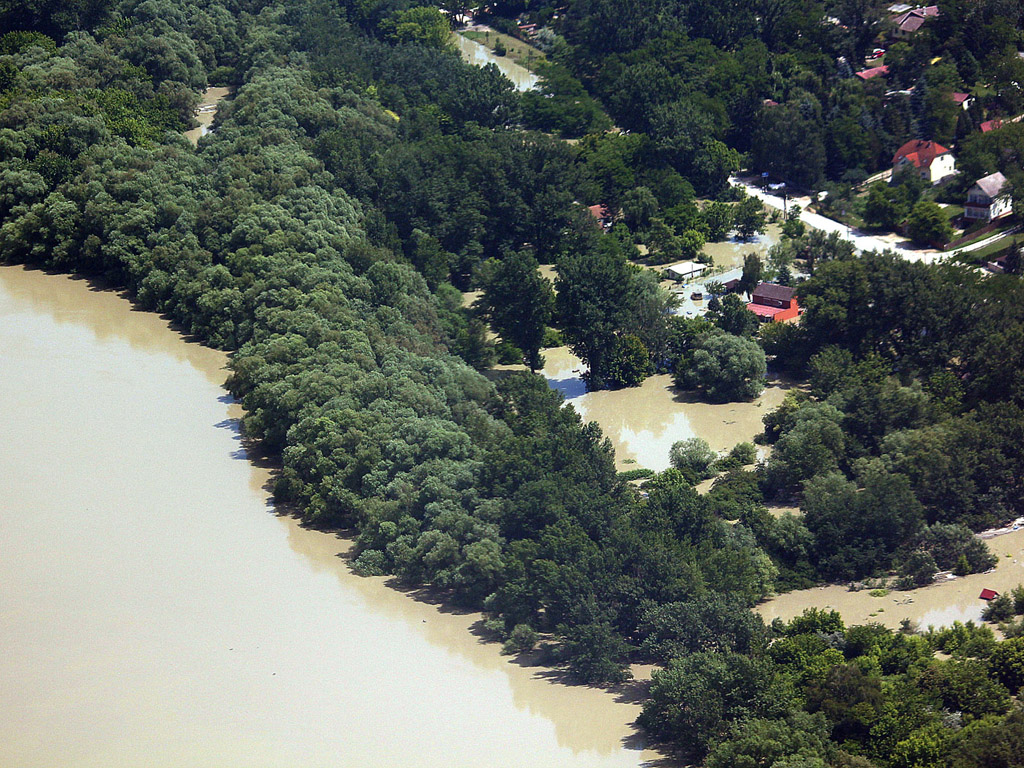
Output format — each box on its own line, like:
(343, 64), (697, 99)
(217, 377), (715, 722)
(0, 265), (658, 768)
(453, 33), (539, 92)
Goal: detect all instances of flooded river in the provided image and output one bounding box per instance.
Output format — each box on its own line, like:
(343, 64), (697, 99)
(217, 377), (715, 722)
(543, 347), (786, 472)
(0, 266), (657, 768)
(453, 33), (539, 92)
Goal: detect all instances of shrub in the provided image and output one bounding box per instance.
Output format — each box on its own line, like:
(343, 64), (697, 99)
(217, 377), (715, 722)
(983, 594), (1015, 623)
(502, 624), (539, 654)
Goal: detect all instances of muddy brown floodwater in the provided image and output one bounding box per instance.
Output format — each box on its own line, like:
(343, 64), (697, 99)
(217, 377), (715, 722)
(542, 347), (787, 471)
(184, 87), (231, 145)
(758, 529), (1024, 631)
(453, 33), (539, 92)
(0, 265), (661, 768)
(701, 224), (782, 270)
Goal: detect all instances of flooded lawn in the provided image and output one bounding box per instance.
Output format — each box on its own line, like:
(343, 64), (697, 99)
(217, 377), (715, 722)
(542, 348), (787, 472)
(184, 86), (231, 145)
(0, 265), (660, 768)
(702, 224), (782, 270)
(757, 528), (1024, 631)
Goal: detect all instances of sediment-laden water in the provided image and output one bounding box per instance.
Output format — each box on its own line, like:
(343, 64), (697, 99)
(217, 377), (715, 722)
(0, 265), (656, 768)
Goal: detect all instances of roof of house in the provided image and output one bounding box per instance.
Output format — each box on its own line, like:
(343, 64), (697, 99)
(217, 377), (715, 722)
(893, 139), (951, 168)
(980, 118), (1004, 133)
(973, 171), (1008, 198)
(899, 14), (926, 32)
(752, 282), (796, 302)
(951, 92), (971, 104)
(979, 588), (999, 600)
(747, 303), (788, 318)
(856, 65), (889, 80)
(895, 6), (938, 32)
(587, 204), (611, 221)
(665, 261), (707, 277)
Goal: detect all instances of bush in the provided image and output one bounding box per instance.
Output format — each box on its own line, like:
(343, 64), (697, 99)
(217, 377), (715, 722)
(502, 623), (539, 654)
(619, 468), (655, 481)
(669, 437), (717, 479)
(900, 549), (938, 587)
(495, 341), (524, 364)
(983, 594), (1015, 623)
(677, 332), (767, 402)
(541, 326), (564, 348)
(1011, 584), (1024, 614)
(729, 442), (758, 465)
(352, 549), (388, 576)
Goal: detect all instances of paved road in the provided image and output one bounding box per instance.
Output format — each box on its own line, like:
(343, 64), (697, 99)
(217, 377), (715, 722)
(732, 177), (948, 264)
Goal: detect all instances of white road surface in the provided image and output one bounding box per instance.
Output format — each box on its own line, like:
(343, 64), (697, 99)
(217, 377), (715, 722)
(730, 176), (1015, 264)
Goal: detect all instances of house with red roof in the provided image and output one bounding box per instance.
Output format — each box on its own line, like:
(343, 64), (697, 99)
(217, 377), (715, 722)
(746, 283), (800, 323)
(856, 65), (889, 81)
(587, 204), (612, 230)
(892, 139), (956, 184)
(950, 92), (974, 110)
(979, 588), (999, 601)
(980, 118), (1004, 133)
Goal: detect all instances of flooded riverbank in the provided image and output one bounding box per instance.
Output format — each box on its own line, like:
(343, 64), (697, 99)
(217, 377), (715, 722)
(453, 32), (539, 91)
(542, 347), (787, 472)
(0, 265), (659, 768)
(184, 86), (231, 145)
(758, 528), (1024, 631)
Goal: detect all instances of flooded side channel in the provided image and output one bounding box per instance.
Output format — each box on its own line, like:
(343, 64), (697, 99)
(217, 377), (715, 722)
(453, 33), (539, 92)
(184, 86), (231, 145)
(0, 265), (657, 768)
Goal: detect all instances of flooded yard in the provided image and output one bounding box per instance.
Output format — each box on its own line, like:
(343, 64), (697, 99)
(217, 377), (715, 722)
(757, 528), (1024, 631)
(701, 224), (782, 270)
(542, 348), (787, 472)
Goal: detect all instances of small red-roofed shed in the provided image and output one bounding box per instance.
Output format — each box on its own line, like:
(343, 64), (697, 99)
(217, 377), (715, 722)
(979, 588), (999, 600)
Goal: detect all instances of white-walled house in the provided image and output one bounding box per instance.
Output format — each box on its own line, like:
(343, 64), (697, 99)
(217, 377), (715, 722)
(965, 172), (1013, 222)
(892, 139), (956, 184)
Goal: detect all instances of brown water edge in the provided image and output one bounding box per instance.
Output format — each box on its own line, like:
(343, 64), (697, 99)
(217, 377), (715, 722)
(702, 223), (782, 270)
(185, 86), (231, 145)
(0, 264), (666, 768)
(757, 529), (1024, 632)
(542, 347), (789, 472)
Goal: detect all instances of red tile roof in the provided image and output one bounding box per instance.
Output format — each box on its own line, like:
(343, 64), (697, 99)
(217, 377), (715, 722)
(747, 303), (788, 318)
(893, 139), (950, 168)
(588, 204), (611, 221)
(951, 92), (971, 104)
(856, 65), (890, 80)
(980, 118), (1003, 133)
(979, 588), (999, 600)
